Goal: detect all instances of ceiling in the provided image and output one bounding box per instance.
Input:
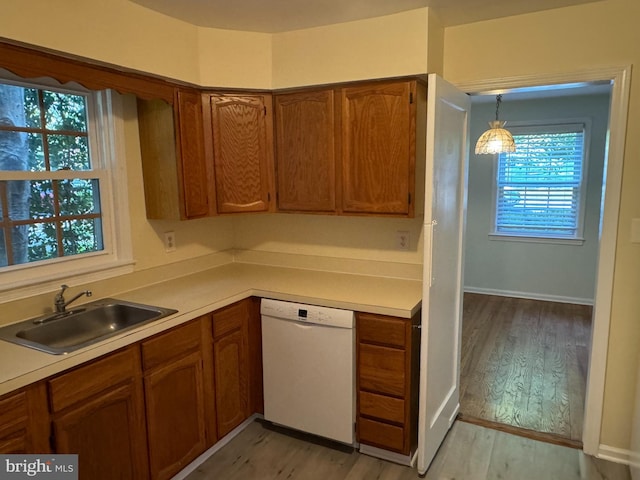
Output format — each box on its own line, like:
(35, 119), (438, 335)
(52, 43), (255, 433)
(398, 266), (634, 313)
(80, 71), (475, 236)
(129, 0), (602, 33)
(470, 81), (613, 103)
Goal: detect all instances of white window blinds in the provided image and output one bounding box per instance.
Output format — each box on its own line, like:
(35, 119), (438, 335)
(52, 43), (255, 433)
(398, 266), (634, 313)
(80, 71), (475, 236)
(495, 123), (586, 239)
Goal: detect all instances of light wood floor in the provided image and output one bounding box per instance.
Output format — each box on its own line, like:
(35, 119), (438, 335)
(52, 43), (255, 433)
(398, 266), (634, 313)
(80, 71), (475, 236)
(460, 293), (592, 442)
(183, 419), (629, 479)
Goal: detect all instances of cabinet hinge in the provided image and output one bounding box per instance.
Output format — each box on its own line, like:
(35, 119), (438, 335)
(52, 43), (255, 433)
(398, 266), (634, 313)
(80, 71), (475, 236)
(264, 106), (267, 116)
(408, 192), (412, 205)
(409, 92), (414, 104)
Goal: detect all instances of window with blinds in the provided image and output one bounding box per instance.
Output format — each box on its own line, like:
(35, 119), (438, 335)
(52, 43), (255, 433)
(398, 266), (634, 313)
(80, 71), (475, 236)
(493, 122), (588, 240)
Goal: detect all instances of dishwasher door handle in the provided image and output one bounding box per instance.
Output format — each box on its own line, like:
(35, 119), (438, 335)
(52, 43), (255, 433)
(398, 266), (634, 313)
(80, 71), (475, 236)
(293, 321), (313, 330)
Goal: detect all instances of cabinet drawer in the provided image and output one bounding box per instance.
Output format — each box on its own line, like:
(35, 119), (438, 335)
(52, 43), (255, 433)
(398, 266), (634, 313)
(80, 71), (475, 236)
(358, 344), (405, 397)
(358, 417), (405, 453)
(49, 346), (141, 413)
(359, 391), (404, 425)
(358, 313), (406, 348)
(142, 318), (203, 370)
(212, 301), (247, 339)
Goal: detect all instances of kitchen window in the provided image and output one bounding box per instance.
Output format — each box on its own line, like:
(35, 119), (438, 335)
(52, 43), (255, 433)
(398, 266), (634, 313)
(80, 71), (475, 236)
(491, 121), (589, 244)
(0, 76), (132, 296)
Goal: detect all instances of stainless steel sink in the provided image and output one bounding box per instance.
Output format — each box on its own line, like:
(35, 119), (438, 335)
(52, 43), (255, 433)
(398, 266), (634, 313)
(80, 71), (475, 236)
(0, 299), (177, 354)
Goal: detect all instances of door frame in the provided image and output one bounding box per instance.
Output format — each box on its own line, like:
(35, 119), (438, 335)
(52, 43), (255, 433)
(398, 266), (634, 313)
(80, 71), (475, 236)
(454, 65), (631, 457)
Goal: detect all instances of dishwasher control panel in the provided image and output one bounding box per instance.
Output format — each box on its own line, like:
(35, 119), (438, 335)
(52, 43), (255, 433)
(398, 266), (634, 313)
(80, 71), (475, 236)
(260, 299), (354, 329)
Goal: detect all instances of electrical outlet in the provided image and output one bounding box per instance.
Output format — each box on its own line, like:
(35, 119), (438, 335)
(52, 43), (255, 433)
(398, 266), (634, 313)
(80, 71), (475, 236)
(396, 230), (410, 251)
(164, 231), (176, 252)
(632, 218), (640, 244)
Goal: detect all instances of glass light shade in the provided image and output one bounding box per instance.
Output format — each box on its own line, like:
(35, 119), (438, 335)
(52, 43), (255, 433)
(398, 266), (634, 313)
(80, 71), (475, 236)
(475, 120), (516, 155)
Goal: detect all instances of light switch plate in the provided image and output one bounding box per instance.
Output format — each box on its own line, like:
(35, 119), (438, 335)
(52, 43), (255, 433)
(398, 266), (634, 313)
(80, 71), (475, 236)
(631, 218), (640, 244)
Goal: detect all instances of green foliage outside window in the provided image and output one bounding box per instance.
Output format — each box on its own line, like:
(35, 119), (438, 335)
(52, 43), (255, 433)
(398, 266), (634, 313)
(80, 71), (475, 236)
(0, 82), (103, 268)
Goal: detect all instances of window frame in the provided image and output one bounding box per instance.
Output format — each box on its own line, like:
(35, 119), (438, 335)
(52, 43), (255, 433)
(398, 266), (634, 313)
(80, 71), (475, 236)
(0, 74), (133, 300)
(489, 118), (592, 245)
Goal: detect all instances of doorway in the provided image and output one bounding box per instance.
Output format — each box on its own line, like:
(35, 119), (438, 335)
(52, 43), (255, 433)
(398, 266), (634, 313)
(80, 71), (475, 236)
(452, 68), (631, 455)
(458, 83), (612, 445)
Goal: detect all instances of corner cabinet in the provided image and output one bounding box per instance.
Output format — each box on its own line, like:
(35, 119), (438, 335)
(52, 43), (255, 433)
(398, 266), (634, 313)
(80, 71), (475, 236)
(137, 89), (215, 220)
(208, 94), (275, 214)
(356, 311), (421, 460)
(341, 81), (418, 216)
(274, 89), (337, 213)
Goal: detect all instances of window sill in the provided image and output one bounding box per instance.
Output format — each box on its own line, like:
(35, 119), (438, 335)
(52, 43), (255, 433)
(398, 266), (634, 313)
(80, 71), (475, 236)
(488, 233), (585, 246)
(0, 259), (136, 303)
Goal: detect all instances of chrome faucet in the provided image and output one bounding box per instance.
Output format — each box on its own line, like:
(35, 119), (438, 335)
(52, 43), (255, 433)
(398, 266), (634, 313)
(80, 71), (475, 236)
(54, 284), (92, 313)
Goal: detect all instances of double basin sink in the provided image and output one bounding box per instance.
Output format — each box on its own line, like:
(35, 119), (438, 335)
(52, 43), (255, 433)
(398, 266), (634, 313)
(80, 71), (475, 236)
(0, 299), (177, 355)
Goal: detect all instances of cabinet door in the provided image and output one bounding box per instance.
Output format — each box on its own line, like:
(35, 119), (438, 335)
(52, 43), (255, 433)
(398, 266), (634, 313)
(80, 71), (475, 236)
(341, 81), (416, 216)
(137, 90), (213, 220)
(175, 89), (213, 218)
(213, 329), (249, 437)
(145, 352), (207, 480)
(274, 90), (337, 212)
(210, 94), (274, 213)
(53, 382), (148, 480)
(0, 384), (50, 454)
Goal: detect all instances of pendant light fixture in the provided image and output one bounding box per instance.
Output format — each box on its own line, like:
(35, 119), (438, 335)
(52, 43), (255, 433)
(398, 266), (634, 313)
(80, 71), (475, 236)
(475, 94), (516, 155)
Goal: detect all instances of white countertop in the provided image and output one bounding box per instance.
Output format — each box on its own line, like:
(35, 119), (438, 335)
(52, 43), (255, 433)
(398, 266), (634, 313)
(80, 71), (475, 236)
(0, 263), (422, 396)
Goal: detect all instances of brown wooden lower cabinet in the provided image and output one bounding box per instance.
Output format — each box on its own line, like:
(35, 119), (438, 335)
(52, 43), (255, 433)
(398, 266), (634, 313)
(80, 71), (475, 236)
(142, 317), (214, 480)
(0, 296), (265, 478)
(356, 311), (420, 456)
(0, 383), (49, 454)
(49, 346), (149, 480)
(212, 299), (252, 438)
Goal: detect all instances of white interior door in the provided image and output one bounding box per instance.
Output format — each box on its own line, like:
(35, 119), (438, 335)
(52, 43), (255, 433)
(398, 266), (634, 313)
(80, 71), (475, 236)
(417, 74), (470, 474)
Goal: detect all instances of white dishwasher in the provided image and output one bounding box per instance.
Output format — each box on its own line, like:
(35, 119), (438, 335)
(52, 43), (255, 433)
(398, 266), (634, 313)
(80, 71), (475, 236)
(261, 298), (355, 445)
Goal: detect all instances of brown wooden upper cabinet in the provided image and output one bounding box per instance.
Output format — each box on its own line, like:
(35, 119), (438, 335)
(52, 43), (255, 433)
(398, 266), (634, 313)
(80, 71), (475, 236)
(341, 81), (417, 217)
(138, 88), (215, 220)
(208, 94), (275, 214)
(274, 89), (337, 213)
(274, 79), (422, 217)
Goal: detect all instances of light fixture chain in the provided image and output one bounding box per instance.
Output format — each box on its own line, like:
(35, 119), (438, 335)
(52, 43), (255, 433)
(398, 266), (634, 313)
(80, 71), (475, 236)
(495, 94), (502, 121)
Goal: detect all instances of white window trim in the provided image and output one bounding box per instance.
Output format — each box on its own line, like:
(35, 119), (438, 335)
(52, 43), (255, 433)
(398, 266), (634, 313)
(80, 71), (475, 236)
(0, 81), (134, 302)
(489, 117), (592, 245)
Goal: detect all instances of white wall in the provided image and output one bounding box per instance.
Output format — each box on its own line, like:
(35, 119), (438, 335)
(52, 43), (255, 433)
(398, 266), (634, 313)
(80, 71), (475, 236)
(463, 93), (610, 303)
(232, 213), (424, 279)
(271, 8), (430, 88)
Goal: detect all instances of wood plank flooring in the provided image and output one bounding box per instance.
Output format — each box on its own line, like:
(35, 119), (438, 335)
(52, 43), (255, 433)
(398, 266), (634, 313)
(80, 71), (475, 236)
(183, 419), (629, 480)
(460, 293), (592, 442)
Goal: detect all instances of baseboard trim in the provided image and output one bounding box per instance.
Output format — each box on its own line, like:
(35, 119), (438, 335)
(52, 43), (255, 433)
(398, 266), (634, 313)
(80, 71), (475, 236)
(359, 444), (414, 466)
(172, 414), (263, 480)
(598, 444), (632, 465)
(463, 286), (593, 306)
